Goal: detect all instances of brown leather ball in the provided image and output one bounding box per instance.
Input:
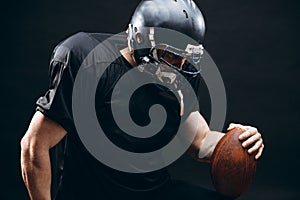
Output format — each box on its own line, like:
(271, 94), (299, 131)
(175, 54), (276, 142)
(210, 127), (256, 198)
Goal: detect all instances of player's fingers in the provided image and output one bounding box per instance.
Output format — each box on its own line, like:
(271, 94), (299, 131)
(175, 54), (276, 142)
(247, 138), (263, 154)
(241, 132), (261, 148)
(239, 127), (259, 141)
(227, 123), (244, 130)
(227, 123), (255, 131)
(255, 143), (264, 160)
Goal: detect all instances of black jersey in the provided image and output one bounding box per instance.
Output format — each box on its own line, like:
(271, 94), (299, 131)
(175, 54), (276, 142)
(36, 32), (201, 199)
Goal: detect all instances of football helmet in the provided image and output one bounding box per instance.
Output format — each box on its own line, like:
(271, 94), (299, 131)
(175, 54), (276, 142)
(127, 0), (206, 77)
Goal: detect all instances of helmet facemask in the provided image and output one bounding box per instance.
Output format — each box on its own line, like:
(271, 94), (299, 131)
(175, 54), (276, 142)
(150, 43), (204, 78)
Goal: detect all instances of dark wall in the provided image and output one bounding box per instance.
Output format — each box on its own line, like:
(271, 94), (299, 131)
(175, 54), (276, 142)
(3, 0), (299, 199)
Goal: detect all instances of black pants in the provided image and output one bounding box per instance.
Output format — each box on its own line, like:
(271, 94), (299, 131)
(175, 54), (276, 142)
(107, 179), (233, 200)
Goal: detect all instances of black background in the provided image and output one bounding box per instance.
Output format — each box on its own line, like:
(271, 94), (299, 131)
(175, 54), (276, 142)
(2, 0), (300, 199)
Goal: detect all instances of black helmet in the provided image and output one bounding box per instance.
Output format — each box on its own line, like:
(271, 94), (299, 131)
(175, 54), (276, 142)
(127, 0), (206, 76)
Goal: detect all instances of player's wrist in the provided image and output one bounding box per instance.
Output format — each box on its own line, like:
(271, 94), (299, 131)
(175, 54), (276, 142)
(198, 131), (224, 159)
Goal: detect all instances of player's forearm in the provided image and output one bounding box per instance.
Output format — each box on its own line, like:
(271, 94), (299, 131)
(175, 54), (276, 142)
(194, 131), (224, 163)
(21, 144), (51, 200)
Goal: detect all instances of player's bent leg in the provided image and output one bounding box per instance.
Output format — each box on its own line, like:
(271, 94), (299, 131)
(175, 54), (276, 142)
(160, 179), (234, 200)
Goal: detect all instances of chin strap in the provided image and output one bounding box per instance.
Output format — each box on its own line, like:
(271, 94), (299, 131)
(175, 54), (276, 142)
(178, 90), (184, 116)
(126, 24), (134, 55)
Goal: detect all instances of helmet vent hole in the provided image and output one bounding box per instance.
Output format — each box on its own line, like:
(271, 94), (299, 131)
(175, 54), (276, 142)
(183, 10), (189, 18)
(135, 33), (143, 44)
(134, 27), (138, 32)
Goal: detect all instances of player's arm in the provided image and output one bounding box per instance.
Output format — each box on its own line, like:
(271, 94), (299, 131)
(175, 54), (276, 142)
(20, 111), (67, 200)
(184, 111), (224, 163)
(185, 111), (264, 163)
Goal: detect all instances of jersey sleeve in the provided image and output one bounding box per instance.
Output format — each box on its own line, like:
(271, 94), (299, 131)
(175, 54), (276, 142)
(183, 75), (201, 116)
(36, 44), (75, 133)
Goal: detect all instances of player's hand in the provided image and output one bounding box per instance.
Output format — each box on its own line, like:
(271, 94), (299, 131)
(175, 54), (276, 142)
(227, 123), (264, 160)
